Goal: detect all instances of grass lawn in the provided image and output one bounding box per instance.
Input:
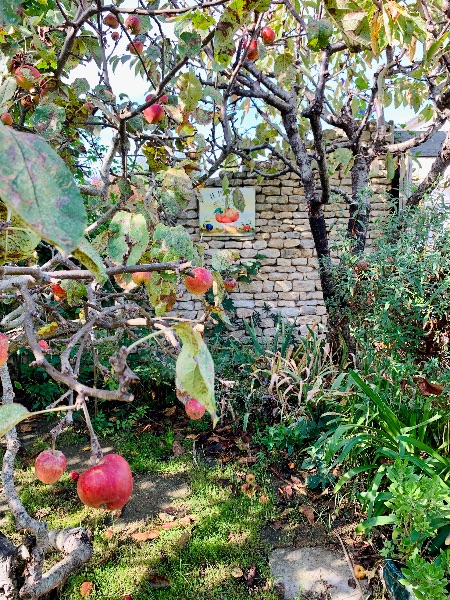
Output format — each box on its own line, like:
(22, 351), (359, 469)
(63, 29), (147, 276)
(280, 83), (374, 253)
(2, 427), (284, 600)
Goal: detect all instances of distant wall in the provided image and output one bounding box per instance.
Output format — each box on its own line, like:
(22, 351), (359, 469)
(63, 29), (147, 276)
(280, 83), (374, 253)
(172, 125), (395, 338)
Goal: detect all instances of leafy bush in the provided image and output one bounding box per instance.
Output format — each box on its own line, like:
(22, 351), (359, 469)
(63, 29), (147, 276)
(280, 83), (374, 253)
(333, 202), (450, 384)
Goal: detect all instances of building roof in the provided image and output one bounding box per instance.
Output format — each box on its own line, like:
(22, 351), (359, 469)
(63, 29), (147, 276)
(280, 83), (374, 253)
(394, 130), (446, 157)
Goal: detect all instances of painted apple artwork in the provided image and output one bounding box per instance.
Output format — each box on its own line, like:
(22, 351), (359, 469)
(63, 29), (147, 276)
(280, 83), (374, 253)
(214, 207), (239, 224)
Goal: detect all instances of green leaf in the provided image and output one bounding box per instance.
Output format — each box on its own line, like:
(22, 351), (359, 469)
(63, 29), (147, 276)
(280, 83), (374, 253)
(175, 323), (217, 426)
(0, 77), (17, 113)
(72, 238), (107, 283)
(71, 78), (90, 98)
(307, 19), (334, 50)
(29, 103), (66, 140)
(0, 0), (21, 26)
(177, 71), (203, 112)
(60, 279), (87, 306)
(0, 201), (40, 264)
(144, 272), (177, 316)
(0, 126), (87, 254)
(0, 404), (31, 438)
(179, 31), (202, 57)
(274, 51), (294, 76)
(108, 211), (149, 266)
(150, 223), (198, 263)
(211, 249), (239, 272)
(160, 167), (195, 208)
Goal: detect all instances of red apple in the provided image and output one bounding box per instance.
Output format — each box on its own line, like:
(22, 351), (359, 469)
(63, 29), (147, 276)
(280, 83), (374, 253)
(103, 13), (119, 28)
(244, 39), (258, 61)
(261, 26), (276, 44)
(15, 65), (41, 91)
(223, 277), (237, 292)
(128, 41), (143, 55)
(143, 103), (164, 124)
(160, 94), (168, 104)
(125, 15), (141, 34)
(131, 271), (152, 285)
(80, 582), (94, 597)
(123, 596), (133, 600)
(69, 471), (80, 482)
(0, 333), (9, 367)
(105, 528), (114, 539)
(184, 267), (213, 295)
(35, 449), (67, 484)
(111, 31), (120, 41)
(38, 340), (49, 352)
(77, 454), (133, 510)
(185, 398), (206, 420)
(1, 113), (13, 126)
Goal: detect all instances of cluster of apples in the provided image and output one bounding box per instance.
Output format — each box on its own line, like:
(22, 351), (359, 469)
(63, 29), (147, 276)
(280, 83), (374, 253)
(243, 26), (276, 61)
(0, 62), (47, 124)
(102, 12), (145, 54)
(35, 450), (133, 510)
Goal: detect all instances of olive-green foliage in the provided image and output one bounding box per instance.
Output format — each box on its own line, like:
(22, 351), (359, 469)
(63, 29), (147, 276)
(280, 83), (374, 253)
(333, 202), (450, 384)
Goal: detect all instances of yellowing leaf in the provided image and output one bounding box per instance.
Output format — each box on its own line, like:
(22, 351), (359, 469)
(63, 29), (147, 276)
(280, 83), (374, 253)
(0, 404), (31, 438)
(37, 322), (58, 336)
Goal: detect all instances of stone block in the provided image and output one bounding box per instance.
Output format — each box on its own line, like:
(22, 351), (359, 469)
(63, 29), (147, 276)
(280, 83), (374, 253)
(274, 280), (293, 292)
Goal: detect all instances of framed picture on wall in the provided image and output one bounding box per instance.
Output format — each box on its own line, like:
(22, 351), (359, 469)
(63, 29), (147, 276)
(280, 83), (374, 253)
(198, 187), (255, 237)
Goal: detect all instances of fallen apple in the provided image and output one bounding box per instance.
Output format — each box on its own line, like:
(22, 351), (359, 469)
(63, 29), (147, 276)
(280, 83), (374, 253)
(69, 471), (80, 482)
(185, 398), (206, 420)
(125, 14), (141, 34)
(131, 271), (152, 285)
(77, 454), (133, 510)
(80, 581), (94, 597)
(35, 449), (67, 484)
(143, 103), (164, 124)
(184, 267), (213, 295)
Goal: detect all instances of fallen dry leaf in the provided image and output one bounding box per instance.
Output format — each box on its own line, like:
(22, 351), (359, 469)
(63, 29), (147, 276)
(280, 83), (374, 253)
(299, 505), (315, 526)
(353, 564), (366, 580)
(259, 494), (270, 504)
(130, 530), (160, 542)
(176, 532), (191, 548)
(172, 441), (185, 456)
(231, 567), (244, 578)
(164, 406), (177, 416)
(159, 512), (176, 523)
(416, 378), (444, 396)
(278, 484), (293, 501)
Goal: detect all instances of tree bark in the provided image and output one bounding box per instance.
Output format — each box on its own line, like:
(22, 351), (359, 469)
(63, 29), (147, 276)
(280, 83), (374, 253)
(348, 155), (371, 254)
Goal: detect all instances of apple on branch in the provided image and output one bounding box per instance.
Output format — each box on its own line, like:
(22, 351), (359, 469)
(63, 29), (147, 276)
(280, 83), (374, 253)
(77, 454), (133, 510)
(184, 267), (213, 295)
(131, 271), (152, 285)
(128, 41), (144, 55)
(261, 27), (276, 44)
(125, 15), (142, 34)
(103, 13), (119, 28)
(185, 398), (206, 420)
(143, 103), (164, 124)
(35, 449), (67, 484)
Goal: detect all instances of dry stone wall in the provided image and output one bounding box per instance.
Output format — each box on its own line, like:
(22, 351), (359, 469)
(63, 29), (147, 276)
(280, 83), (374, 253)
(173, 127), (394, 338)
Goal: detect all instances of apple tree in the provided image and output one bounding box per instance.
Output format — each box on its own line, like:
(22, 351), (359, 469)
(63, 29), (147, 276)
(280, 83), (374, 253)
(193, 0), (450, 345)
(0, 0), (277, 595)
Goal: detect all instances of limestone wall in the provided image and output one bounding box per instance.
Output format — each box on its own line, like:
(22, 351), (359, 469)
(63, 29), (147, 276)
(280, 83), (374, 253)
(172, 127), (394, 337)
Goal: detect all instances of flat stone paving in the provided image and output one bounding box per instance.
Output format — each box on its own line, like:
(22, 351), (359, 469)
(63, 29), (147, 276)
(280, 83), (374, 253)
(269, 547), (363, 600)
